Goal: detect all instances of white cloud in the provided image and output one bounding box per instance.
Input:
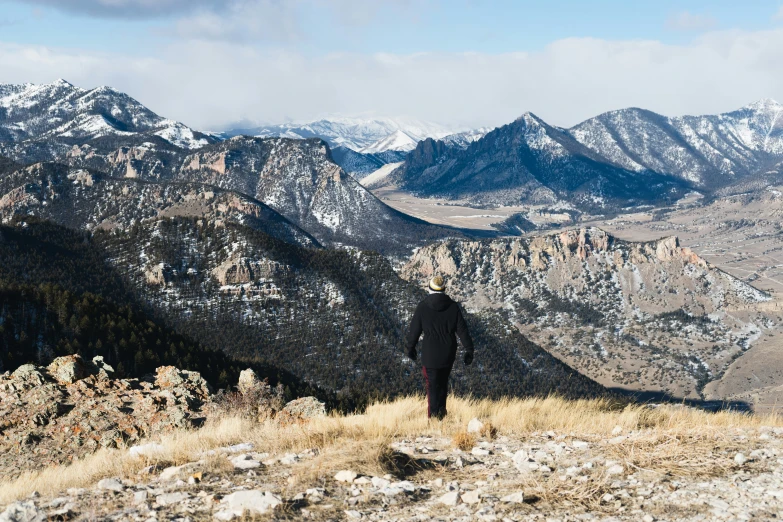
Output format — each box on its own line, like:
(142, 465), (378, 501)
(775, 5), (783, 21)
(1, 27), (782, 131)
(666, 11), (717, 31)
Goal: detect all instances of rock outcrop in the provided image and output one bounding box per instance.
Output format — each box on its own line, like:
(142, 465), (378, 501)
(0, 357), (212, 479)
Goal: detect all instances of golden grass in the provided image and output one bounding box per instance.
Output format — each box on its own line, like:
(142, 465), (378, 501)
(1, 395), (780, 505)
(452, 430), (476, 451)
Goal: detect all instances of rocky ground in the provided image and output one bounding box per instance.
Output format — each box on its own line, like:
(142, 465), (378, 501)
(4, 360), (783, 521)
(3, 418), (783, 520)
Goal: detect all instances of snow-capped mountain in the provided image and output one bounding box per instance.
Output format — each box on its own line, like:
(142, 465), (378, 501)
(439, 127), (493, 149)
(0, 79), (214, 158)
(569, 99), (783, 186)
(392, 100), (783, 210)
(222, 117), (457, 152)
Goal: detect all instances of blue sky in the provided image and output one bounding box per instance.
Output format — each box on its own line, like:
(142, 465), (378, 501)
(1, 0), (782, 129)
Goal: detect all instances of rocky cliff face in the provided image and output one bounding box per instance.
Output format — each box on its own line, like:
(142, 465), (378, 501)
(402, 228), (771, 398)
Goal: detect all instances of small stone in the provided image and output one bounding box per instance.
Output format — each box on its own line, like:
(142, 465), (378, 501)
(335, 470), (359, 483)
(344, 510), (363, 519)
(231, 454), (261, 470)
(433, 478), (443, 488)
(461, 489), (482, 504)
(371, 477), (390, 489)
(606, 464), (624, 476)
(133, 491), (148, 504)
(500, 492), (525, 504)
(215, 490), (282, 520)
(353, 477), (372, 485)
(438, 491), (460, 506)
(572, 440), (589, 449)
(602, 493), (615, 503)
(156, 492), (189, 506)
(467, 418), (485, 434)
(734, 453), (747, 465)
(608, 436), (627, 445)
(611, 425), (623, 436)
(472, 447), (491, 456)
(642, 515), (655, 522)
(97, 478), (124, 492)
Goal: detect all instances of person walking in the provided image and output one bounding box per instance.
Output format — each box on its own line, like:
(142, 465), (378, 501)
(405, 275), (474, 420)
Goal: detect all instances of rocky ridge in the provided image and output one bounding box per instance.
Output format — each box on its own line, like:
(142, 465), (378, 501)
(0, 357), (323, 482)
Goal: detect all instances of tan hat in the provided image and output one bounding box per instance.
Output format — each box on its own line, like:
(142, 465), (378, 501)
(429, 276), (445, 292)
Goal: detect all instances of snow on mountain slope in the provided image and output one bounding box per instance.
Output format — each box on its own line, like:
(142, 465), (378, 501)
(0, 80), (211, 151)
(360, 129), (419, 153)
(569, 99), (783, 186)
(223, 117), (457, 152)
(360, 161), (404, 187)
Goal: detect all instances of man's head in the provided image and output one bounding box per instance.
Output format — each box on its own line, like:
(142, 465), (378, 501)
(428, 276), (445, 293)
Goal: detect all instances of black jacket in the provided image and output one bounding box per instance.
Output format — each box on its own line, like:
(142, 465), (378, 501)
(406, 292), (474, 368)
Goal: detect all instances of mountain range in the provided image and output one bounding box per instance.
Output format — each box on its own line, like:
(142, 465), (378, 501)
(218, 116), (458, 153)
(385, 99), (783, 213)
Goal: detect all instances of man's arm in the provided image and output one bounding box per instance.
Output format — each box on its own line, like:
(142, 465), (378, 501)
(405, 306), (423, 361)
(456, 307), (475, 365)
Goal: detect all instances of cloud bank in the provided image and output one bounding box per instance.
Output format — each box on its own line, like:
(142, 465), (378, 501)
(1, 27), (783, 130)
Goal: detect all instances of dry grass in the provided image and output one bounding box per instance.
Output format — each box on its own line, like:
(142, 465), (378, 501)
(452, 430), (476, 451)
(1, 395), (780, 505)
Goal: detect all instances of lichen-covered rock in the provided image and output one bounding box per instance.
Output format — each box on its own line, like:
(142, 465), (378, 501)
(237, 369), (260, 396)
(0, 363), (212, 480)
(46, 355), (93, 385)
(281, 397), (326, 419)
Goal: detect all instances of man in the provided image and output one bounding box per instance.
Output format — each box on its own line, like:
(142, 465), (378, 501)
(406, 275), (474, 420)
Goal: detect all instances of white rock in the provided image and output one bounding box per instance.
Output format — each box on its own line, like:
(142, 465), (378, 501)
(734, 453), (747, 465)
(380, 486), (404, 497)
(335, 470), (359, 483)
(606, 464), (625, 476)
(344, 510), (363, 519)
(467, 418), (485, 434)
(572, 440), (589, 449)
(512, 450), (529, 472)
(97, 478), (124, 492)
(156, 492), (189, 506)
(129, 443), (166, 458)
(438, 491), (461, 506)
(0, 501), (44, 522)
(371, 477), (390, 489)
(353, 477), (372, 485)
(602, 493), (615, 503)
(461, 489), (482, 504)
(159, 462), (200, 481)
(533, 451), (549, 462)
(215, 490), (282, 520)
(500, 492), (525, 503)
(611, 425), (623, 436)
(433, 478), (444, 488)
(471, 447), (491, 456)
(390, 481), (416, 492)
(231, 454), (261, 470)
(642, 515), (655, 522)
(608, 436), (627, 445)
(133, 491), (148, 504)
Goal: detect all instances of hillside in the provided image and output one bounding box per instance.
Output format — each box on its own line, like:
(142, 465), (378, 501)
(402, 227), (771, 399)
(2, 388), (782, 521)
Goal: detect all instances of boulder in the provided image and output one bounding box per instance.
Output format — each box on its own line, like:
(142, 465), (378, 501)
(0, 501), (44, 522)
(237, 369), (259, 395)
(47, 355), (93, 385)
(281, 397), (326, 419)
(335, 470), (358, 483)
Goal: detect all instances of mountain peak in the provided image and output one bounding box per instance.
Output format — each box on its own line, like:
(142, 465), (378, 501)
(52, 78), (74, 87)
(742, 98), (782, 113)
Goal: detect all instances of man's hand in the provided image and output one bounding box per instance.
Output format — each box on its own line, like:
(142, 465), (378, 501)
(407, 348), (417, 361)
(464, 352), (474, 366)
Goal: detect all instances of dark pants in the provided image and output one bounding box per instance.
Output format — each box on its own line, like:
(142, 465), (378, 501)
(422, 366), (451, 419)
